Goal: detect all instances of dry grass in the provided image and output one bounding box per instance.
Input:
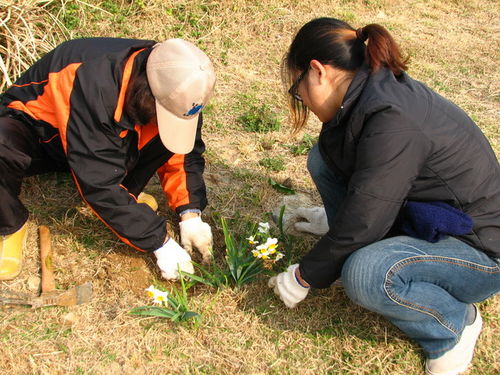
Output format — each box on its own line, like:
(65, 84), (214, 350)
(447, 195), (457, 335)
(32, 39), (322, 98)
(1, 0), (499, 374)
(0, 0), (70, 91)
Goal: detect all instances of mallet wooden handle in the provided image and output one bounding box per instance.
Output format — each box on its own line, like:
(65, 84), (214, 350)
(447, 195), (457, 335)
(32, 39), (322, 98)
(39, 225), (56, 293)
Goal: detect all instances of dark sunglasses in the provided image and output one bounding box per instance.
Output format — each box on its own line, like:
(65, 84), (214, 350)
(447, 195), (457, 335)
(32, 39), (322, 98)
(288, 69), (308, 102)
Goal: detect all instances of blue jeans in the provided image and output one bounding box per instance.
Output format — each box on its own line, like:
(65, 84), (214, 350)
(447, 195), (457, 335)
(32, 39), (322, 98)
(307, 144), (500, 358)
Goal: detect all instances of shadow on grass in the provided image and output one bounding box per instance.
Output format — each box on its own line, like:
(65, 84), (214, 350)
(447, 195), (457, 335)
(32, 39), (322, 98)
(18, 151), (311, 279)
(17, 156), (415, 350)
(12, 157), (431, 375)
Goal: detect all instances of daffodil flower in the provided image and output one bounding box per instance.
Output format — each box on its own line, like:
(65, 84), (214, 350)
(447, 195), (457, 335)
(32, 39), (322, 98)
(262, 237), (278, 249)
(256, 243), (267, 252)
(247, 235), (259, 245)
(258, 222), (270, 233)
(248, 225), (285, 263)
(153, 290), (169, 305)
(145, 285), (160, 298)
(259, 246), (270, 258)
(145, 285), (169, 305)
(259, 251), (270, 260)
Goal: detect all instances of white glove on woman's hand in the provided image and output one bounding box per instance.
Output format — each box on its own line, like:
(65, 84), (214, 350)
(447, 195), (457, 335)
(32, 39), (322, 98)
(154, 238), (194, 280)
(268, 264), (310, 308)
(179, 216), (213, 263)
(293, 206), (329, 235)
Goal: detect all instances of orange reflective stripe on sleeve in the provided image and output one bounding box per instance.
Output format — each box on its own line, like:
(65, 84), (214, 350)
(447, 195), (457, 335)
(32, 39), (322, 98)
(119, 184), (138, 201)
(39, 134), (59, 143)
(71, 171), (147, 252)
(114, 48), (145, 123)
(7, 62), (82, 153)
(12, 79), (48, 87)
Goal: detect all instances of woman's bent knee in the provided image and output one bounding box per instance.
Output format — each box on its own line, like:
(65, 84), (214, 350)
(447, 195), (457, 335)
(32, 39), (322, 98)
(342, 245), (389, 309)
(306, 144), (323, 178)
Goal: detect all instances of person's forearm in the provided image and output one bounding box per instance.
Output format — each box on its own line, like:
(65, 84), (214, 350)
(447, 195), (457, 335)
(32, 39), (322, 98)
(180, 211), (200, 221)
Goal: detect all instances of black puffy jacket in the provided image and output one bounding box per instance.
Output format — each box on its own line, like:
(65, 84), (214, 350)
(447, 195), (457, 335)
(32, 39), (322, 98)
(300, 65), (500, 288)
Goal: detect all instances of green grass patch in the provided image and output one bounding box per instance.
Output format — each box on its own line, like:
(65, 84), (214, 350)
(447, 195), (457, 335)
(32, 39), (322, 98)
(236, 94), (282, 133)
(259, 156), (285, 171)
(286, 133), (318, 155)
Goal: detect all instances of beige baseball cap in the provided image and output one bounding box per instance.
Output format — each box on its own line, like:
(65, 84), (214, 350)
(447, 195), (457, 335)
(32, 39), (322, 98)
(146, 39), (215, 154)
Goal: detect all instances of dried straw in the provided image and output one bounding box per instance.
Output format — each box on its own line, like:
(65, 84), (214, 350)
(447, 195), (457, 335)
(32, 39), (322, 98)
(0, 0), (69, 92)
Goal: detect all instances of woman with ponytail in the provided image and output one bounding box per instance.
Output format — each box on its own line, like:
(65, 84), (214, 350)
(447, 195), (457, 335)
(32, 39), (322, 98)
(268, 18), (499, 375)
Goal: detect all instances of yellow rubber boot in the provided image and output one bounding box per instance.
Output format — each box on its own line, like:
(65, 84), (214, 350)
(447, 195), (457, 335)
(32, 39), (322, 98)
(137, 192), (158, 212)
(0, 222), (28, 280)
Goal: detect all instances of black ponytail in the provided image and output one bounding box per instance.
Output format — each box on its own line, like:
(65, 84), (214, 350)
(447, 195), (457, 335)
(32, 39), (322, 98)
(283, 17), (408, 132)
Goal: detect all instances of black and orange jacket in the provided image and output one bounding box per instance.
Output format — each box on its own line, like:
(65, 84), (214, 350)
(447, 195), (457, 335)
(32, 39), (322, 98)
(0, 38), (207, 252)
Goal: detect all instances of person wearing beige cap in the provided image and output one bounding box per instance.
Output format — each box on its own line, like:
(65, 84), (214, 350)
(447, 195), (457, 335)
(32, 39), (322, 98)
(0, 37), (216, 281)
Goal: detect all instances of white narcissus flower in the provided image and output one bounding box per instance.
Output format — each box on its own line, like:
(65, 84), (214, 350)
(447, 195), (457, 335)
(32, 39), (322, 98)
(262, 237), (278, 254)
(262, 237), (278, 248)
(145, 285), (169, 305)
(153, 290), (169, 305)
(252, 237), (284, 261)
(258, 222), (270, 233)
(249, 227), (285, 262)
(256, 244), (270, 259)
(145, 285), (160, 298)
(252, 244), (263, 258)
(247, 235), (258, 245)
(255, 243), (267, 251)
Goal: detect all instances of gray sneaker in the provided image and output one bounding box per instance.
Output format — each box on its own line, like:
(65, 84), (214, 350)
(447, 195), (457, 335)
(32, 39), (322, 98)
(425, 306), (483, 375)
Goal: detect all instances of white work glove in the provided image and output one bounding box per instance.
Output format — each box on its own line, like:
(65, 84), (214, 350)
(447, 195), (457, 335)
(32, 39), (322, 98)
(154, 238), (194, 280)
(293, 206), (329, 235)
(179, 216), (213, 263)
(268, 264), (310, 308)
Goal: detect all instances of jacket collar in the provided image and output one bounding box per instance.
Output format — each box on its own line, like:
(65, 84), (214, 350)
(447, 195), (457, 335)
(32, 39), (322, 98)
(323, 64), (371, 129)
